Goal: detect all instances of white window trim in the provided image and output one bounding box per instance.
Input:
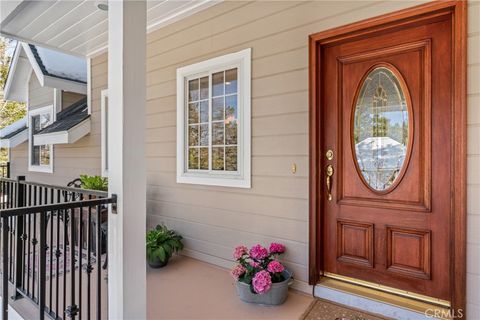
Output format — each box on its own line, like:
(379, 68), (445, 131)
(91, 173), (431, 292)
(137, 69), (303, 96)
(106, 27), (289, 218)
(28, 105), (54, 173)
(176, 48), (251, 188)
(101, 89), (109, 177)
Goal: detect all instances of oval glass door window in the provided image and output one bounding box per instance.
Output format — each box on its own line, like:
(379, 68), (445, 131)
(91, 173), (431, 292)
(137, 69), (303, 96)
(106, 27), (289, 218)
(353, 66), (410, 192)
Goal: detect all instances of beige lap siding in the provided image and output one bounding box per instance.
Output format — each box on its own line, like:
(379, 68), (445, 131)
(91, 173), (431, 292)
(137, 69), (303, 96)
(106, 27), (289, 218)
(141, 0), (434, 291)
(467, 1), (480, 318)
(62, 92), (85, 111)
(27, 71), (54, 111)
(88, 0), (480, 310)
(9, 68), (100, 185)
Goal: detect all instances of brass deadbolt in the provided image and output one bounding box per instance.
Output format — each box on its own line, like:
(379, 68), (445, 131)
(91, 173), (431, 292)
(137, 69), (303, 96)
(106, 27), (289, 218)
(326, 149), (334, 161)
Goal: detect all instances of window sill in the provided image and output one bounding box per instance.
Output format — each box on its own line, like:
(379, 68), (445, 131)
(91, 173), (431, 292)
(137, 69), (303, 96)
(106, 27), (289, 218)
(177, 174), (251, 188)
(28, 165), (53, 174)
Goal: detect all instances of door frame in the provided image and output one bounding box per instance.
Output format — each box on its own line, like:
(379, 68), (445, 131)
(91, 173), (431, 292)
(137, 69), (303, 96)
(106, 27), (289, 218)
(308, 0), (467, 314)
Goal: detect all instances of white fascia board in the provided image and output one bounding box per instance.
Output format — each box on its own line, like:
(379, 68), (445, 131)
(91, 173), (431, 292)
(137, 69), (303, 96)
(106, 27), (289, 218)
(34, 131), (69, 145)
(9, 129), (28, 147)
(33, 118), (91, 146)
(44, 76), (87, 95)
(4, 44), (31, 102)
(3, 42), (21, 100)
(21, 42), (45, 86)
(21, 42), (87, 94)
(0, 117), (27, 136)
(0, 129), (28, 148)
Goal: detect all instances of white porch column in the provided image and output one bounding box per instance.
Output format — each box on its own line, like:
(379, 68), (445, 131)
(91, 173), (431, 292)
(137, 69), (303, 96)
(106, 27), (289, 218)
(108, 1), (147, 319)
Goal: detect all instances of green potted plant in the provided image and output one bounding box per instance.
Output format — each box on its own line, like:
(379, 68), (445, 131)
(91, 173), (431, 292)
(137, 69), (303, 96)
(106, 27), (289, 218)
(79, 175), (108, 191)
(146, 224), (184, 268)
(78, 175), (108, 254)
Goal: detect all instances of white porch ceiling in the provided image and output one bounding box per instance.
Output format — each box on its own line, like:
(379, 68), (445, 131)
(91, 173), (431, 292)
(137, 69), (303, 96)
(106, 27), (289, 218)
(0, 0), (218, 57)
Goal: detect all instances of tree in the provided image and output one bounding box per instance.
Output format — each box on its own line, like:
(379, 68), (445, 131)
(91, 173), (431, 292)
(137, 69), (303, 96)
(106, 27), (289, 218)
(0, 37), (26, 163)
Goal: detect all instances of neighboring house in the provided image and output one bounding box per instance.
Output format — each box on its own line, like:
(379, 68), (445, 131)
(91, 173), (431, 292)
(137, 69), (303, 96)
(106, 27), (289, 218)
(1, 42), (93, 184)
(0, 1), (478, 320)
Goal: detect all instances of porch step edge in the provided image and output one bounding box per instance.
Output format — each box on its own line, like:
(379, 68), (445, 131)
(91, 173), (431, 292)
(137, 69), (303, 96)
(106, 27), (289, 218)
(314, 282), (445, 320)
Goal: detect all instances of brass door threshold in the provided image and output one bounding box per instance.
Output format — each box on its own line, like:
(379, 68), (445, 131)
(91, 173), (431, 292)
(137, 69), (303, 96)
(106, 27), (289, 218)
(320, 273), (452, 319)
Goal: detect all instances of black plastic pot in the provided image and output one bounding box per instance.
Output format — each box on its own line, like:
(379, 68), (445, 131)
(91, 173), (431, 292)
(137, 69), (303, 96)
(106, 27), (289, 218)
(147, 258), (169, 268)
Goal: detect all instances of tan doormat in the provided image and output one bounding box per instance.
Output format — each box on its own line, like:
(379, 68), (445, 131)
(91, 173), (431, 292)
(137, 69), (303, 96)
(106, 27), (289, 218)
(300, 298), (390, 320)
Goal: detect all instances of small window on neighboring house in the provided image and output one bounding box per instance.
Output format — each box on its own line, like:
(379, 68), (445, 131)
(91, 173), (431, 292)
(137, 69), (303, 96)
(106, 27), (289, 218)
(176, 49), (251, 188)
(29, 105), (54, 173)
(101, 89), (109, 177)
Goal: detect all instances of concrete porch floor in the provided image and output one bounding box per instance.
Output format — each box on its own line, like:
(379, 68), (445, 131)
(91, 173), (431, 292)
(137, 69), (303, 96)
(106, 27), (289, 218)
(147, 256), (314, 320)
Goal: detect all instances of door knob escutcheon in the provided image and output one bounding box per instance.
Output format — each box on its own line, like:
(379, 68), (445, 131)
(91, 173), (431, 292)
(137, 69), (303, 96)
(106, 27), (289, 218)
(326, 164), (334, 201)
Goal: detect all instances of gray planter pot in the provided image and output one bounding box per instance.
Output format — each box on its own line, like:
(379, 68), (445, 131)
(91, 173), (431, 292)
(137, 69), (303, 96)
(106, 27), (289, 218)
(235, 270), (293, 306)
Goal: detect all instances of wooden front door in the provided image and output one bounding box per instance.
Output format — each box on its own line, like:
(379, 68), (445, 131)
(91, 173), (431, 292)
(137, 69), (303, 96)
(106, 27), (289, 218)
(309, 1), (467, 310)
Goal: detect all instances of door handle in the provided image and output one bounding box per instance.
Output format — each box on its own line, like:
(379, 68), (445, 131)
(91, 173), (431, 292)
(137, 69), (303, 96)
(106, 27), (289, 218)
(326, 164), (334, 201)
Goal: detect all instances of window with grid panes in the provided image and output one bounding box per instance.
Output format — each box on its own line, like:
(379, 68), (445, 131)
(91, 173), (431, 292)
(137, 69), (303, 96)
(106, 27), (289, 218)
(177, 49), (251, 188)
(29, 105), (54, 173)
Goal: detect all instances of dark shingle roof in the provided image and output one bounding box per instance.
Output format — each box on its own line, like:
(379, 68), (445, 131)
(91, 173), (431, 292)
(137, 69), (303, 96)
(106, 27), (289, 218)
(37, 98), (90, 135)
(0, 126), (27, 139)
(29, 44), (87, 84)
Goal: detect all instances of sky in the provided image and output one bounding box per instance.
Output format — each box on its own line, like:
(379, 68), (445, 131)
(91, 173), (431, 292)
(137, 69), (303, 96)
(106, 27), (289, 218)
(4, 37), (16, 58)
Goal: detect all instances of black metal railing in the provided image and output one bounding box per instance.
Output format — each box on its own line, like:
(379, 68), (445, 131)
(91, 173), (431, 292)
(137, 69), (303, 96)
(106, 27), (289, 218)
(0, 163), (9, 178)
(0, 176), (116, 320)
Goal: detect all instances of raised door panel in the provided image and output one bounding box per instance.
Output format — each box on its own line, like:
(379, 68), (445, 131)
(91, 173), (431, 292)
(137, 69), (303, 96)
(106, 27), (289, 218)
(386, 226), (431, 280)
(337, 220), (374, 268)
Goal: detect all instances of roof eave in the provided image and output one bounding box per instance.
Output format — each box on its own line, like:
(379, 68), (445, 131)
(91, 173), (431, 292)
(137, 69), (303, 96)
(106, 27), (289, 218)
(3, 42), (20, 100)
(19, 42), (87, 94)
(34, 118), (91, 146)
(0, 129), (28, 148)
(3, 43), (30, 102)
(44, 75), (87, 95)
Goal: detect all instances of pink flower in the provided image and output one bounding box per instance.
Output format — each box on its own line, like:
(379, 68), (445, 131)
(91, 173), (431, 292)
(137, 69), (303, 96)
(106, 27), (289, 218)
(249, 244), (269, 260)
(233, 245), (248, 260)
(252, 270), (272, 294)
(231, 264), (246, 280)
(249, 261), (260, 268)
(267, 260), (285, 273)
(269, 243), (285, 254)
